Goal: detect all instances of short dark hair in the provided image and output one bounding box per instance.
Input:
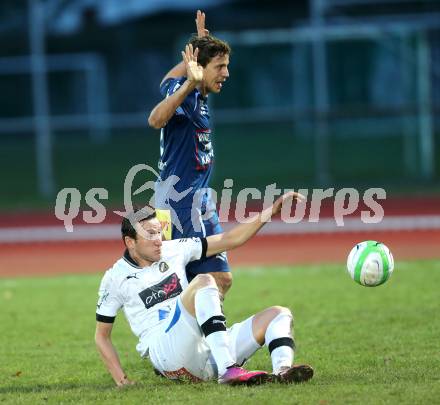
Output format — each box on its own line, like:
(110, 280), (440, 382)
(121, 205), (156, 242)
(188, 35), (231, 67)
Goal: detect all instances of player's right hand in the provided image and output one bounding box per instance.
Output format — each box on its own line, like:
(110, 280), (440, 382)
(181, 44), (203, 84)
(196, 10), (209, 37)
(116, 375), (136, 388)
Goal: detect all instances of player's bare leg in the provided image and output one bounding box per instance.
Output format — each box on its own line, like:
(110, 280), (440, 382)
(208, 271), (232, 298)
(251, 306), (314, 384)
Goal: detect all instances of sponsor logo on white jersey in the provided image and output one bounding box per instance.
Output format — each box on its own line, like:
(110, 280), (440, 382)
(138, 273), (183, 309)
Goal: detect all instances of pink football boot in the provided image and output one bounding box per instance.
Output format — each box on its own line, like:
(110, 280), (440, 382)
(218, 365), (269, 386)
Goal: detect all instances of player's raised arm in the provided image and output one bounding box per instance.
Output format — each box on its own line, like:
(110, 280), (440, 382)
(205, 192), (305, 257)
(95, 321), (135, 387)
(158, 10), (209, 86)
(148, 44), (203, 129)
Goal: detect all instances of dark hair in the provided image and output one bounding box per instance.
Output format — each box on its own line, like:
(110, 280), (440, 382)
(188, 35), (231, 67)
(121, 205), (156, 242)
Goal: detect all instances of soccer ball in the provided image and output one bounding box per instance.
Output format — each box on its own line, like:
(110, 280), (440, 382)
(347, 241), (394, 286)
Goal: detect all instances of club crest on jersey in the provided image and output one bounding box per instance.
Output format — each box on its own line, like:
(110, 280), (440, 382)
(158, 261), (169, 273)
(138, 273), (183, 309)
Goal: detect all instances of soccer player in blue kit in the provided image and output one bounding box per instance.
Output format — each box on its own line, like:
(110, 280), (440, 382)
(148, 11), (232, 297)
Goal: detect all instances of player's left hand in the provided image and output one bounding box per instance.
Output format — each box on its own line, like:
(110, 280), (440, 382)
(196, 10), (209, 37)
(181, 44), (203, 84)
(272, 191), (305, 216)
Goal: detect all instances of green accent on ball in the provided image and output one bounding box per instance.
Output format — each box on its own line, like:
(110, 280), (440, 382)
(354, 241), (380, 285)
(377, 244), (390, 286)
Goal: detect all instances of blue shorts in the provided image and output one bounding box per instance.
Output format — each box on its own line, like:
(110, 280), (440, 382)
(172, 208), (230, 281)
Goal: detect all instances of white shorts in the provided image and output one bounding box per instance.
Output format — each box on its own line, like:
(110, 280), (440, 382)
(147, 297), (260, 381)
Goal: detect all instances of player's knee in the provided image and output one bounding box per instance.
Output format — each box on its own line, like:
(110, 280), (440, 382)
(269, 306), (293, 321)
(193, 273), (217, 289)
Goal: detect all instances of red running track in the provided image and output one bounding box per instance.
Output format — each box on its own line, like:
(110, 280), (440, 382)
(1, 230), (439, 277)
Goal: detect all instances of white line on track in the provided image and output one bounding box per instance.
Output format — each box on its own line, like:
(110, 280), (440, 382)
(1, 215), (440, 243)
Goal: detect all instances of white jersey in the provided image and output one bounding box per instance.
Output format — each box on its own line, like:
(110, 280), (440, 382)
(96, 237), (205, 356)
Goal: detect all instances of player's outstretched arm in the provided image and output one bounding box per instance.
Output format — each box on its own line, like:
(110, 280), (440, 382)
(148, 44), (203, 129)
(159, 10), (209, 86)
(95, 322), (135, 387)
(205, 191), (305, 257)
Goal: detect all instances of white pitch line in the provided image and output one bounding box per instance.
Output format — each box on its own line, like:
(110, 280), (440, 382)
(1, 215), (440, 243)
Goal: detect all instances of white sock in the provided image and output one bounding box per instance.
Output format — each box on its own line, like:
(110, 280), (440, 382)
(231, 315), (261, 366)
(265, 311), (295, 374)
(195, 286), (235, 376)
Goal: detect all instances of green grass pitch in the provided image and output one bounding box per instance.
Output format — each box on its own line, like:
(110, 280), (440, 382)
(1, 260), (439, 404)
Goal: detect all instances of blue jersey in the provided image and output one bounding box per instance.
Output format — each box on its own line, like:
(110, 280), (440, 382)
(155, 77), (214, 211)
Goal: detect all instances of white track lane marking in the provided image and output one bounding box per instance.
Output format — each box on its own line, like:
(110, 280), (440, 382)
(1, 215), (440, 243)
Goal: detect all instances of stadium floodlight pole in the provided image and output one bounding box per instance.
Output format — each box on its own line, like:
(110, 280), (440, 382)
(416, 32), (434, 180)
(400, 33), (417, 177)
(28, 0), (55, 198)
(85, 55), (111, 143)
(310, 0), (331, 185)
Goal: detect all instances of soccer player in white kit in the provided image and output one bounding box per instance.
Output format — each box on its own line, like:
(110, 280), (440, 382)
(95, 192), (313, 386)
